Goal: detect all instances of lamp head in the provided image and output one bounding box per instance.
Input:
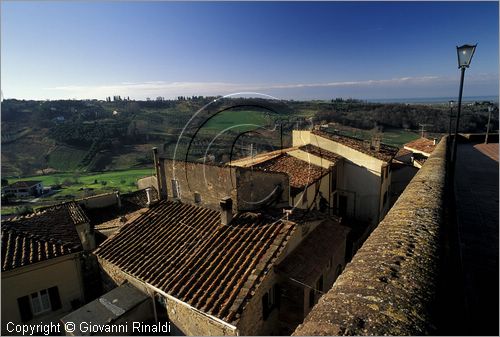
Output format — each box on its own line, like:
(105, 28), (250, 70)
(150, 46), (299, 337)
(456, 44), (477, 68)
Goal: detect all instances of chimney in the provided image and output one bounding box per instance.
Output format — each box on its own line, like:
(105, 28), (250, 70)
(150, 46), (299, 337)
(115, 191), (121, 209)
(363, 139), (371, 150)
(371, 136), (381, 152)
(145, 187), (152, 207)
(433, 138), (437, 145)
(152, 147), (168, 200)
(283, 209), (293, 221)
(220, 197), (233, 226)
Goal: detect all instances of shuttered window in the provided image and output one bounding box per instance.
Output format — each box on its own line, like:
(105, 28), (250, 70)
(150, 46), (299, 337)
(30, 290), (51, 315)
(17, 296), (32, 322)
(48, 286), (62, 311)
(17, 286), (62, 321)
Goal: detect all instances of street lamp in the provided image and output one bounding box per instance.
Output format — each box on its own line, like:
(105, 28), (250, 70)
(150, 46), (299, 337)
(451, 44), (477, 166)
(485, 104), (494, 144)
(448, 100), (455, 137)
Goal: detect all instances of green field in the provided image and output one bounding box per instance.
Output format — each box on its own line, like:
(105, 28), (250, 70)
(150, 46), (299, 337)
(5, 168), (154, 201)
(47, 145), (87, 171)
(203, 110), (275, 133)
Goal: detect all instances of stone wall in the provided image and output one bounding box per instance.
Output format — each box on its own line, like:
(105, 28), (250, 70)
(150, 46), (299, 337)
(77, 192), (118, 209)
(97, 258), (237, 335)
(293, 137), (448, 336)
(137, 175), (157, 190)
(160, 159), (289, 211)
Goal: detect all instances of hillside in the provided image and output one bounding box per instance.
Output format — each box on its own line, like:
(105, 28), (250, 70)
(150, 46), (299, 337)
(1, 97), (496, 177)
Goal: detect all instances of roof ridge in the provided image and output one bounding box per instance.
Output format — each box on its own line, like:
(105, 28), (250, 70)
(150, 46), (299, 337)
(2, 225), (76, 249)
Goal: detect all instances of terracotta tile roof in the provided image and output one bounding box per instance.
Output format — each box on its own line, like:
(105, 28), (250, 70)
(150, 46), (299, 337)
(7, 180), (42, 188)
(395, 147), (412, 159)
(276, 219), (349, 285)
(298, 144), (343, 164)
(84, 188), (158, 227)
(414, 157), (427, 167)
(404, 137), (437, 155)
(252, 154), (328, 191)
(1, 202), (85, 271)
(95, 200), (296, 324)
(312, 130), (399, 162)
(94, 208), (148, 241)
(122, 188), (158, 209)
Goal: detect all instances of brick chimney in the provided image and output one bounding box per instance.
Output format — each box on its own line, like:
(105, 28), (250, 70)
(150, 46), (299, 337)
(152, 147), (168, 200)
(220, 197), (233, 226)
(371, 136), (381, 152)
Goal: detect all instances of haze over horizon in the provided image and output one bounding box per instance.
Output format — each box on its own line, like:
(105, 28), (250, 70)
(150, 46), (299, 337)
(2, 1), (499, 101)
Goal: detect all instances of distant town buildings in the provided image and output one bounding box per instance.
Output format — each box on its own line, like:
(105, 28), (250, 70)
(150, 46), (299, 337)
(2, 181), (44, 199)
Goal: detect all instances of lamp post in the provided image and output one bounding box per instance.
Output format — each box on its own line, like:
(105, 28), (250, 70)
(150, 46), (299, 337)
(451, 44), (477, 167)
(448, 100), (455, 137)
(485, 104), (494, 144)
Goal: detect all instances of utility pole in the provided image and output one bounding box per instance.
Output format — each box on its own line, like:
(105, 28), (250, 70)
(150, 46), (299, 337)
(485, 105), (493, 144)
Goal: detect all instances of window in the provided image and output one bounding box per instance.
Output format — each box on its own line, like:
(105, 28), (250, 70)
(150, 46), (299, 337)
(31, 290), (51, 314)
(331, 171), (337, 191)
(309, 275), (324, 309)
(383, 191), (388, 206)
(334, 264), (343, 282)
(194, 192), (201, 203)
(18, 287), (61, 321)
(316, 275), (324, 293)
(262, 293), (270, 320)
(262, 285), (280, 320)
(327, 257), (333, 270)
(171, 179), (180, 199)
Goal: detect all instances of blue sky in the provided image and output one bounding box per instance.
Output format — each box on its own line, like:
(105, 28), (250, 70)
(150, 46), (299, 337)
(1, 1), (498, 100)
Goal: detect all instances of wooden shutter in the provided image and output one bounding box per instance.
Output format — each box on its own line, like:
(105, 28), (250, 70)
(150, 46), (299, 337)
(17, 296), (32, 322)
(48, 287), (62, 311)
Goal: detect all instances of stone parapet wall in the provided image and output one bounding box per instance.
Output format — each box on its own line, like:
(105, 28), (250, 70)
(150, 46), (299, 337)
(293, 137), (448, 336)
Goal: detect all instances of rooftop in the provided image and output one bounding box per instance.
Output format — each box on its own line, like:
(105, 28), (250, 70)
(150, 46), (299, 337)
(394, 147), (413, 160)
(83, 188), (158, 227)
(311, 130), (399, 162)
(1, 202), (86, 271)
(95, 200), (296, 324)
(6, 180), (42, 188)
(60, 283), (150, 334)
(252, 154), (327, 194)
(298, 144), (343, 164)
(404, 137), (437, 156)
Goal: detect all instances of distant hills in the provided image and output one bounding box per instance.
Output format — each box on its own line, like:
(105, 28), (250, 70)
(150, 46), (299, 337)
(1, 97), (497, 177)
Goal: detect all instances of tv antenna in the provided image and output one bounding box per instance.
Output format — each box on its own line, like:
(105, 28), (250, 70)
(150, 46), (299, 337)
(418, 123), (433, 138)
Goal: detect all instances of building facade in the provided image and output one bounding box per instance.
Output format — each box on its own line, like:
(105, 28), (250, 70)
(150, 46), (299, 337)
(1, 202), (91, 335)
(2, 181), (44, 198)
